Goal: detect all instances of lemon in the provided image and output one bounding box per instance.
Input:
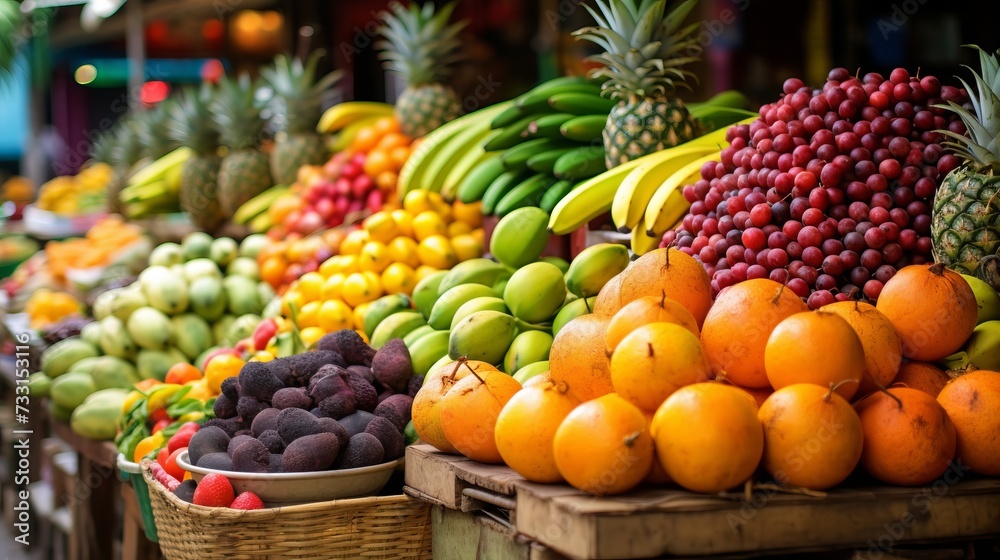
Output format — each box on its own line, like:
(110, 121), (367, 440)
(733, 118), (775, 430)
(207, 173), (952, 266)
(363, 211), (398, 244)
(418, 235), (458, 269)
(359, 241), (392, 273)
(331, 254), (360, 275)
(470, 227), (485, 245)
(451, 233), (483, 263)
(353, 302), (371, 331)
(381, 262), (417, 295)
(296, 300), (322, 328)
(318, 299), (353, 331)
(341, 273), (373, 307)
(296, 272), (325, 302)
(391, 209), (414, 237)
(361, 271), (384, 299)
(412, 211), (447, 241)
(386, 236), (421, 268)
(415, 265), (440, 283)
(339, 229), (370, 255)
(318, 256), (339, 278)
(447, 221), (472, 237)
(452, 200), (484, 227)
(299, 326), (326, 348)
(403, 190), (434, 215)
(321, 273), (345, 300)
(281, 291), (305, 316)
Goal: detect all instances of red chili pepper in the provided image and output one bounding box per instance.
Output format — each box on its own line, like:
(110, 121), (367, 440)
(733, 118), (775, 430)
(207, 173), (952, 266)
(253, 318), (278, 351)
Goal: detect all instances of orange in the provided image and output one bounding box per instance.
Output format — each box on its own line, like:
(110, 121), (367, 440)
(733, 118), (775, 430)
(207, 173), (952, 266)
(617, 248), (714, 327)
(891, 361), (949, 397)
(605, 293), (700, 356)
(388, 146), (411, 169)
(936, 370), (1000, 476)
(350, 126), (380, 153)
(412, 211), (447, 241)
(204, 354), (245, 393)
(363, 149), (393, 177)
(548, 314), (613, 403)
(765, 310), (866, 400)
(417, 235), (458, 269)
(296, 271), (325, 302)
(164, 363), (202, 385)
(386, 236), (421, 268)
(375, 171), (398, 191)
(452, 200), (484, 227)
(359, 241), (392, 273)
(381, 262), (417, 295)
(553, 393), (654, 495)
(318, 299), (353, 332)
(339, 229), (369, 256)
(447, 221), (472, 238)
(413, 360), (496, 453)
(610, 322), (712, 412)
(876, 263), (978, 361)
(450, 234), (482, 263)
(651, 382), (763, 493)
(372, 116), (400, 136)
(390, 209), (414, 237)
(439, 367), (522, 463)
(857, 387), (958, 484)
(376, 132), (411, 151)
(268, 194), (302, 225)
(592, 272), (625, 316)
(700, 279), (808, 388)
(824, 300), (903, 398)
(260, 257), (287, 288)
(758, 384), (864, 490)
(494, 379), (580, 483)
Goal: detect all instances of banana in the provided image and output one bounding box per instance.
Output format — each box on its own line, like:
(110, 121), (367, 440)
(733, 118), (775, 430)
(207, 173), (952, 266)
(249, 212), (273, 233)
(427, 354), (455, 377)
(456, 154), (507, 203)
(402, 325), (436, 347)
(539, 180), (576, 214)
(316, 101), (395, 133)
(689, 106), (759, 135)
(553, 146), (607, 180)
(564, 243), (630, 298)
(644, 153), (720, 236)
(512, 360), (550, 385)
(961, 274), (1000, 324)
(514, 82), (602, 114)
(689, 89), (753, 111)
(489, 206), (551, 269)
(328, 115), (383, 152)
(552, 297), (596, 337)
(362, 293), (414, 338)
(412, 271), (448, 320)
(448, 310), (517, 366)
(441, 141), (501, 201)
(559, 115), (606, 142)
(484, 113), (548, 151)
(450, 296), (509, 330)
(611, 143), (719, 231)
(370, 311), (426, 350)
(233, 185), (290, 225)
(547, 157), (646, 235)
(482, 169), (531, 216)
(631, 225), (662, 256)
(503, 262), (567, 324)
(409, 329), (451, 377)
(495, 174), (558, 217)
(427, 284), (500, 330)
(437, 258), (512, 295)
(503, 331), (553, 374)
(526, 148), (578, 174)
(419, 121), (498, 194)
(548, 92), (615, 115)
(520, 113), (575, 142)
(127, 147), (192, 189)
(491, 104), (534, 130)
(501, 138), (573, 172)
(941, 320), (1000, 372)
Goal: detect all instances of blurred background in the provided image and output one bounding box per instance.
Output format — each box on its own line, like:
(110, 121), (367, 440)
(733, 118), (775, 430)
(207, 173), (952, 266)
(0, 0), (989, 189)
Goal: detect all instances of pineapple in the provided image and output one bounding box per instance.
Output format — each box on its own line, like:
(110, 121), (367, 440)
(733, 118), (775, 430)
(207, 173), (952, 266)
(101, 120), (143, 216)
(261, 51), (343, 186)
(167, 83), (226, 232)
(377, 1), (465, 138)
(135, 100), (179, 161)
(574, 0), (702, 168)
(211, 73), (273, 215)
(931, 45), (1000, 290)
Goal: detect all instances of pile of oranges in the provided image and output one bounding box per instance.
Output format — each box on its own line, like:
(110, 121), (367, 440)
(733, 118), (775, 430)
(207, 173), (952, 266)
(274, 190), (485, 346)
(412, 248), (1000, 497)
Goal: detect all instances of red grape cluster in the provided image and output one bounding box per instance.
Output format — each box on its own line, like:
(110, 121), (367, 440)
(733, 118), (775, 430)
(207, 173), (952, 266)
(662, 67), (970, 309)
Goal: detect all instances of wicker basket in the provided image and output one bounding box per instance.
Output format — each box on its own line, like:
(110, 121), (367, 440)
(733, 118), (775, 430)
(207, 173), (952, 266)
(142, 462), (432, 560)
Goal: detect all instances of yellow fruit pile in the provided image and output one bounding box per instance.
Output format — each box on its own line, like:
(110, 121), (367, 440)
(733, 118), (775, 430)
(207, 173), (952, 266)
(280, 190), (484, 342)
(36, 162), (111, 215)
(25, 289), (83, 328)
(44, 216), (145, 279)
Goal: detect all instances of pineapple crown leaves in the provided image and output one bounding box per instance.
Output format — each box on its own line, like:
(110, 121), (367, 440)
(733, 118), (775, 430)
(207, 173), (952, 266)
(260, 50), (344, 135)
(107, 118), (143, 169)
(376, 1), (467, 87)
(210, 72), (268, 151)
(88, 128), (118, 164)
(573, 0), (701, 100)
(135, 100), (180, 160)
(166, 82), (220, 156)
(935, 45), (1000, 172)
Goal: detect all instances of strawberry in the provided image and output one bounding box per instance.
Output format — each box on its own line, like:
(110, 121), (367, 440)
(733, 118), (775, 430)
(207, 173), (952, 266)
(192, 473), (234, 507)
(230, 492), (265, 510)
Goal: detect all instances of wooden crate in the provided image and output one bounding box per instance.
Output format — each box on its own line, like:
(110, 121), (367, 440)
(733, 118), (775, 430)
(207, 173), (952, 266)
(404, 444), (1000, 560)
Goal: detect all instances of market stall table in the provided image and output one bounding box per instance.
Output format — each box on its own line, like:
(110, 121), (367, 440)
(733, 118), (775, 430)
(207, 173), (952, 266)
(404, 444), (1000, 560)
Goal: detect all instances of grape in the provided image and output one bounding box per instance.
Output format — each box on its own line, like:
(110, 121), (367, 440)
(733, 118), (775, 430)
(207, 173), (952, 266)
(808, 290), (837, 309)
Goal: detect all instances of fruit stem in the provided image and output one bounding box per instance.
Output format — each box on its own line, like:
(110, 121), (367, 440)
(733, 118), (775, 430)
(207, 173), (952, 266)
(623, 431), (640, 447)
(583, 297), (592, 314)
(772, 284), (785, 305)
(825, 379), (858, 402)
(929, 263), (946, 275)
(874, 383), (903, 409)
(460, 358), (487, 385)
(660, 289), (667, 308)
(647, 342), (654, 357)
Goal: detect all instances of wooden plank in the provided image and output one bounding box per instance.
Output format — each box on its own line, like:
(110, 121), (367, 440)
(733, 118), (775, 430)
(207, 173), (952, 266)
(50, 418), (118, 469)
(405, 445), (520, 510)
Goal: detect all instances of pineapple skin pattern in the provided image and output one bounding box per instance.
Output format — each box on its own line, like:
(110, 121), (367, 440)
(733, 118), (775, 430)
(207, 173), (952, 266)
(605, 94), (698, 168)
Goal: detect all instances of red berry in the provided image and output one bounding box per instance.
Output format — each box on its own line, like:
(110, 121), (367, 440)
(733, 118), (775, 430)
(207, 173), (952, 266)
(193, 473), (235, 508)
(230, 491), (266, 510)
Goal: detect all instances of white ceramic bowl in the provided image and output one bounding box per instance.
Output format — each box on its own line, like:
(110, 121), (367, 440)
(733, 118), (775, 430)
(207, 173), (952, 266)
(176, 450), (402, 506)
